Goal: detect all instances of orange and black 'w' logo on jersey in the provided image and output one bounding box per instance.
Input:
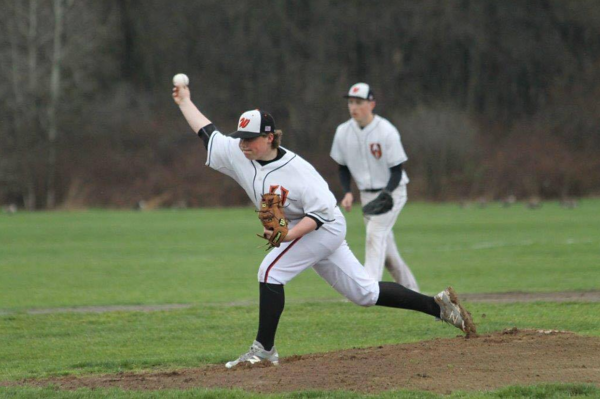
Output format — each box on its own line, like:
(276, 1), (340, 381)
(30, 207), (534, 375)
(269, 185), (289, 206)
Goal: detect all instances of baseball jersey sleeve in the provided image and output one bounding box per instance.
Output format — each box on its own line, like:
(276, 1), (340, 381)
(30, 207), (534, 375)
(385, 127), (408, 168)
(301, 184), (336, 224)
(329, 127), (346, 166)
(205, 131), (239, 175)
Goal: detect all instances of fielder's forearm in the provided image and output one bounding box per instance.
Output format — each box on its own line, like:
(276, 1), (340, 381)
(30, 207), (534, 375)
(178, 99), (212, 133)
(286, 217), (318, 241)
(338, 164), (352, 194)
(385, 163), (403, 192)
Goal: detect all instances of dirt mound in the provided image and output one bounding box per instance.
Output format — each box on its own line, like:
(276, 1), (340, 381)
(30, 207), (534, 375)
(13, 329), (600, 394)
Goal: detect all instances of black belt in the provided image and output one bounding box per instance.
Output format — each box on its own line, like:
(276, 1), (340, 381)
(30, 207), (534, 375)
(362, 188), (385, 193)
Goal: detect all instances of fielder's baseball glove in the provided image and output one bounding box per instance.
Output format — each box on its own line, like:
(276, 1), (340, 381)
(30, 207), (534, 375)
(257, 193), (288, 249)
(362, 190), (394, 215)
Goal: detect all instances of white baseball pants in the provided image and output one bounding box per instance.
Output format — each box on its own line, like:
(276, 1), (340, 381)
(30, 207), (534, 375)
(359, 185), (420, 292)
(257, 208), (380, 307)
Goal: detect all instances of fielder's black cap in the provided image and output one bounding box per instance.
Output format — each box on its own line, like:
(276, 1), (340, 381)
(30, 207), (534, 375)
(230, 109), (276, 139)
(344, 82), (375, 101)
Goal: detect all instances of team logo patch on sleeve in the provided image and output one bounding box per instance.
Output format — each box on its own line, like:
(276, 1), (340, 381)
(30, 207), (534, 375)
(370, 143), (382, 159)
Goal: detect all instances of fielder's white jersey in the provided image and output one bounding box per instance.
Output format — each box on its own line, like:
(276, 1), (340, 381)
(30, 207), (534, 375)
(330, 115), (409, 190)
(206, 131), (338, 225)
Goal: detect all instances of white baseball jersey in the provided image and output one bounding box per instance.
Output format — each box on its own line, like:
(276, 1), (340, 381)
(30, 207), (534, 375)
(204, 129), (381, 305)
(330, 115), (409, 190)
(206, 131), (337, 225)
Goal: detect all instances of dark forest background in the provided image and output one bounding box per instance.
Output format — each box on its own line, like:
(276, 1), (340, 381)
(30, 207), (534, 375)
(1, 0), (600, 210)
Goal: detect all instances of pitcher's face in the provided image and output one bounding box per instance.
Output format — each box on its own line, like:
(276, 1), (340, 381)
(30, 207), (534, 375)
(239, 134), (273, 160)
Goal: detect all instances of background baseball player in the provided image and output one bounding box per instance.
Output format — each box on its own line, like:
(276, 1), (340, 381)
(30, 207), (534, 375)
(331, 83), (420, 292)
(172, 79), (475, 368)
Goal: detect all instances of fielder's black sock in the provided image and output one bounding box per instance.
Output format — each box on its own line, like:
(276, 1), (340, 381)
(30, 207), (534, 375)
(256, 282), (285, 351)
(376, 282), (440, 318)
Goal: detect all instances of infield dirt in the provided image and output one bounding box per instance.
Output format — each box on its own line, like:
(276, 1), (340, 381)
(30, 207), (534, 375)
(13, 328), (600, 394)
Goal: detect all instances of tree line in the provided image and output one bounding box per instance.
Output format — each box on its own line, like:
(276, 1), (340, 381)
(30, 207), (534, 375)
(1, 0), (599, 209)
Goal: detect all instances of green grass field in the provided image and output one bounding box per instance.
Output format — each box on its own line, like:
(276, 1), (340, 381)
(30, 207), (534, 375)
(1, 200), (599, 398)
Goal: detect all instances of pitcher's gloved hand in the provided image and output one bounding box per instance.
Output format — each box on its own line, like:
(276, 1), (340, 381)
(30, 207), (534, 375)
(257, 193), (288, 249)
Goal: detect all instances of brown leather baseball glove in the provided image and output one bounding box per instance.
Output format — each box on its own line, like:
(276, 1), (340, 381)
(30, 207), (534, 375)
(257, 193), (288, 249)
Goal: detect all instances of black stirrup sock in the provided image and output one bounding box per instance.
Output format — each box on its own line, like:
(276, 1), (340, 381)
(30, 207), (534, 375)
(376, 282), (440, 318)
(256, 282), (285, 351)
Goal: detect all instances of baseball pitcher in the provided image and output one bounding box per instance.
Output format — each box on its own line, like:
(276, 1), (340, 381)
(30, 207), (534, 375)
(172, 78), (475, 369)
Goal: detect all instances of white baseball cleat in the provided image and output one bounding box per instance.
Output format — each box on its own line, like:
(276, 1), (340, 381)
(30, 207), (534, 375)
(225, 341), (279, 369)
(434, 286), (477, 337)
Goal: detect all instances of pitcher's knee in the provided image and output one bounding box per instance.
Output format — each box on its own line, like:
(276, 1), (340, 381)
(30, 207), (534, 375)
(348, 288), (379, 307)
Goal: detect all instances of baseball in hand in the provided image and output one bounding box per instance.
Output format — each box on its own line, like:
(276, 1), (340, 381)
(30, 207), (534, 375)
(172, 73), (189, 86)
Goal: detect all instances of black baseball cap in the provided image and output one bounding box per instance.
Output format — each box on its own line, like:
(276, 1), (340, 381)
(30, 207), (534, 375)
(344, 82), (375, 101)
(230, 110), (276, 139)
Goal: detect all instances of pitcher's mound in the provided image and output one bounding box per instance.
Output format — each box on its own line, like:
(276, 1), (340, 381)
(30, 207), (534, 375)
(23, 329), (600, 394)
